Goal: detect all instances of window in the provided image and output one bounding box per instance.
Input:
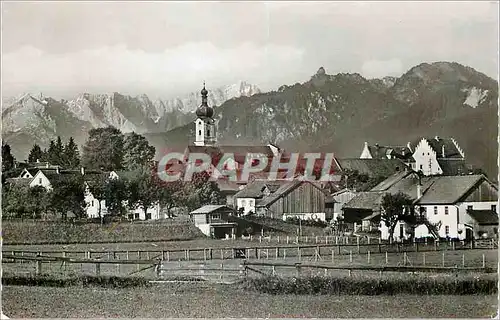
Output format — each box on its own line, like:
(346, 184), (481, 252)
(212, 214), (221, 220)
(241, 200), (246, 207)
(494, 228), (498, 235)
(39, 178), (42, 184)
(467, 205), (473, 211)
(445, 226), (449, 235)
(419, 164), (423, 170)
(444, 206), (449, 215)
(135, 213), (139, 219)
(434, 206), (438, 215)
(492, 205), (497, 213)
(198, 130), (202, 136)
(91, 200), (94, 207)
(207, 129), (210, 136)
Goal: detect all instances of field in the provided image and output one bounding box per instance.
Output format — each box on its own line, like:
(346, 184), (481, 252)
(2, 284), (497, 318)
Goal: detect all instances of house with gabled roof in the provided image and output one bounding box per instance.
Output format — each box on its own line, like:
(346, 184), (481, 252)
(255, 180), (333, 221)
(409, 136), (467, 176)
(190, 205), (238, 239)
(233, 179), (290, 214)
(360, 142), (413, 161)
(343, 170), (498, 241)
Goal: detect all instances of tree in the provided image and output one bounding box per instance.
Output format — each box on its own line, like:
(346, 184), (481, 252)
(380, 192), (414, 243)
(26, 186), (50, 219)
(156, 179), (184, 218)
(64, 137), (80, 168)
(105, 178), (129, 217)
(123, 132), (156, 170)
(2, 184), (29, 218)
(2, 144), (15, 172)
(50, 175), (86, 219)
(46, 140), (58, 165)
(181, 171), (224, 211)
(55, 136), (65, 165)
(82, 127), (125, 171)
(340, 169), (386, 191)
(28, 144), (45, 163)
(127, 166), (161, 220)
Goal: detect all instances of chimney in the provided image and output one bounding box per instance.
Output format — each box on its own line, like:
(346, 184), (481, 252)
(81, 167), (85, 175)
(442, 145), (445, 158)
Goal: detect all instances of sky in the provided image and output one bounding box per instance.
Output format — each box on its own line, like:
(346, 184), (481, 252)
(1, 1), (498, 99)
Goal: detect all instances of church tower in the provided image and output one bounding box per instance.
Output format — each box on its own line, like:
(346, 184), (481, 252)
(194, 83), (216, 146)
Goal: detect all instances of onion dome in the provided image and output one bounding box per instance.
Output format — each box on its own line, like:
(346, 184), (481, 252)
(195, 82), (214, 118)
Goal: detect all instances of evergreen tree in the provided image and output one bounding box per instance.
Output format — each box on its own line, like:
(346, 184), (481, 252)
(28, 144), (44, 163)
(2, 144), (15, 172)
(64, 137), (80, 168)
(55, 136), (65, 165)
(47, 140), (58, 164)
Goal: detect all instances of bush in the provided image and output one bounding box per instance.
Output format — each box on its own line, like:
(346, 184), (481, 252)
(286, 217), (328, 228)
(241, 276), (497, 295)
(2, 275), (151, 288)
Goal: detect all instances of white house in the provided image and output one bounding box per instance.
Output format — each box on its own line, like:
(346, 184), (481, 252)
(330, 188), (358, 221)
(414, 175), (498, 240)
(409, 136), (466, 176)
(233, 180), (288, 214)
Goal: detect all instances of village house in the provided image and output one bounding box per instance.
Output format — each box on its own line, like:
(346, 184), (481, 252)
(359, 136), (469, 176)
(329, 188), (358, 221)
(255, 180), (333, 222)
(190, 205), (238, 239)
(233, 179), (290, 214)
(343, 170), (498, 241)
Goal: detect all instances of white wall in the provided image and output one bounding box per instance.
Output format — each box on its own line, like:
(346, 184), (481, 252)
(379, 220), (409, 241)
(29, 172), (52, 190)
(360, 143), (372, 159)
(236, 197), (256, 214)
(412, 139), (442, 176)
(84, 187), (108, 219)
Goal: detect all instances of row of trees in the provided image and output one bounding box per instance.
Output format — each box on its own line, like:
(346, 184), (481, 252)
(28, 137), (80, 168)
(2, 164), (223, 221)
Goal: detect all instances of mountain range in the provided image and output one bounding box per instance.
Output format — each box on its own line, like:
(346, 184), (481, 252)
(147, 62), (498, 177)
(2, 61), (498, 178)
(2, 81), (261, 160)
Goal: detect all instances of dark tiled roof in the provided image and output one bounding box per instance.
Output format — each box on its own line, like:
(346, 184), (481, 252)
(410, 137), (463, 159)
(416, 175), (485, 204)
(371, 171), (417, 191)
(367, 145), (412, 160)
(337, 158), (408, 177)
(6, 177), (32, 187)
(233, 180), (289, 198)
(467, 209), (499, 225)
(343, 191), (384, 210)
(437, 159), (469, 175)
(257, 180), (302, 207)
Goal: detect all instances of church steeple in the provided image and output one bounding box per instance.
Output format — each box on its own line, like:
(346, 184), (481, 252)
(194, 82), (216, 146)
(196, 82), (214, 118)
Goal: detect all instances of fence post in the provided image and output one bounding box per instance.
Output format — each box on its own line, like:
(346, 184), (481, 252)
(331, 250), (334, 264)
(367, 251), (371, 264)
(305, 236), (308, 243)
(287, 236), (289, 244)
(95, 263), (101, 276)
(442, 252), (445, 267)
(324, 268), (328, 276)
(357, 237), (360, 253)
(423, 252), (426, 266)
(167, 251), (170, 262)
(203, 249), (206, 261)
(452, 240), (455, 251)
(298, 247), (301, 261)
(316, 236), (318, 244)
(266, 249), (269, 260)
(221, 249), (224, 260)
(378, 243), (382, 253)
(462, 254), (465, 267)
(348, 269), (352, 277)
(272, 266), (276, 276)
(349, 250), (352, 263)
(126, 251), (129, 260)
(385, 252), (388, 264)
(326, 236), (329, 245)
(239, 261), (246, 277)
(482, 254), (485, 268)
(62, 251), (66, 270)
(87, 251), (91, 259)
(277, 236), (280, 243)
(283, 248), (287, 259)
(275, 247), (279, 260)
(36, 259), (42, 275)
(434, 241), (438, 251)
(470, 239), (473, 249)
(403, 252), (407, 266)
(259, 236), (262, 243)
(295, 264), (301, 277)
(335, 236), (338, 245)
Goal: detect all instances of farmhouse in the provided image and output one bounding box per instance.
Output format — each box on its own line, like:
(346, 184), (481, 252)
(255, 180), (332, 222)
(343, 170), (498, 241)
(233, 180), (290, 214)
(190, 205), (237, 239)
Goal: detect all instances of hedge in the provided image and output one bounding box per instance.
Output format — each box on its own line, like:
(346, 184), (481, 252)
(241, 275), (497, 295)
